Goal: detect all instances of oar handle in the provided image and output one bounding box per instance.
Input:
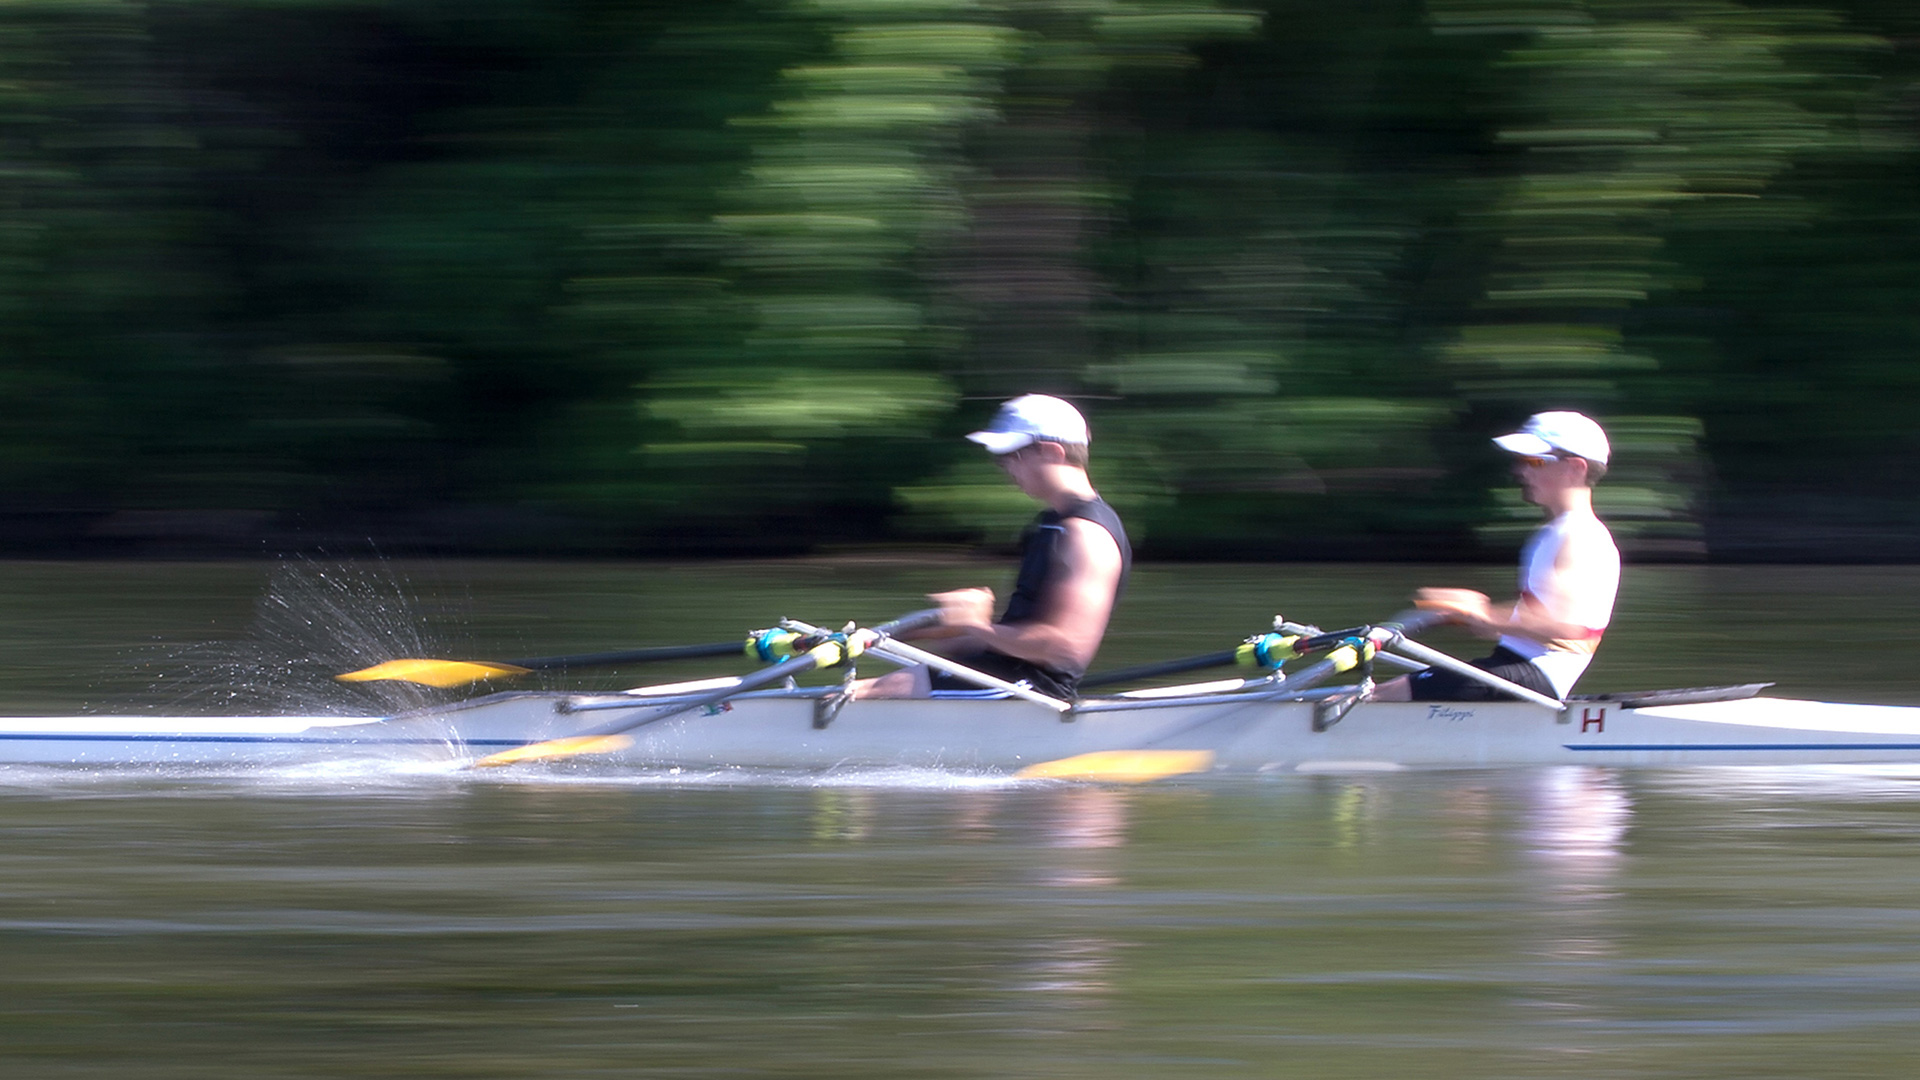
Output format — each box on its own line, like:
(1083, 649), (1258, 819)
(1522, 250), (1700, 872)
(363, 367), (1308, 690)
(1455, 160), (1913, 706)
(870, 608), (944, 637)
(1369, 609), (1448, 645)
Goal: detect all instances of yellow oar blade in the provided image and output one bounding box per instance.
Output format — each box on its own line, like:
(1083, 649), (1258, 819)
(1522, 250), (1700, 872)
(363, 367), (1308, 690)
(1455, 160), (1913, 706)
(1015, 749), (1216, 783)
(335, 659), (533, 688)
(470, 734), (636, 769)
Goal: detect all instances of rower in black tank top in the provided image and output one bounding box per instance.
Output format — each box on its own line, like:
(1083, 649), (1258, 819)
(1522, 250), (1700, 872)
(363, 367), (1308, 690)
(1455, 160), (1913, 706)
(928, 496), (1131, 700)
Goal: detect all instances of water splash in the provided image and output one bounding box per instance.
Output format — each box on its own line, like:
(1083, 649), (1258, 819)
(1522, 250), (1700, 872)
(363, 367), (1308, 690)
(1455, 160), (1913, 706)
(129, 558), (467, 718)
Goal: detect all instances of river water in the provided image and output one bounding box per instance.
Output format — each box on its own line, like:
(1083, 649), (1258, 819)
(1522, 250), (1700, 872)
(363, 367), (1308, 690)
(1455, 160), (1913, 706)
(3, 560), (1920, 1077)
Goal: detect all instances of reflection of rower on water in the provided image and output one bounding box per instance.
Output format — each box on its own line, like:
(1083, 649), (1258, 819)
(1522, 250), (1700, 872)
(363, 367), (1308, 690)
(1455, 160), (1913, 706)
(1376, 411), (1620, 703)
(855, 394), (1131, 702)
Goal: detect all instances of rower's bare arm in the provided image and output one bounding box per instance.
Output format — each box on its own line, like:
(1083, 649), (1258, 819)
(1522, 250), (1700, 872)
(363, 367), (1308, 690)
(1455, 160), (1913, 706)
(963, 518), (1121, 673)
(1412, 588), (1502, 638)
(1496, 597), (1596, 645)
(1490, 530), (1608, 644)
(1416, 585), (1595, 645)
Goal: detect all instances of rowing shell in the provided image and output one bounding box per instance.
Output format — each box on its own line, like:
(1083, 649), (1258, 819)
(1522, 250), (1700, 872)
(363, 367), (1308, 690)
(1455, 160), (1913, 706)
(5, 681), (1920, 770)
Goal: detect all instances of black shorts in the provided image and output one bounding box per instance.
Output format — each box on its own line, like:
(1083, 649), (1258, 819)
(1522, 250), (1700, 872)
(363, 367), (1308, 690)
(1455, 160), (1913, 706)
(928, 652), (1077, 702)
(1407, 645), (1558, 702)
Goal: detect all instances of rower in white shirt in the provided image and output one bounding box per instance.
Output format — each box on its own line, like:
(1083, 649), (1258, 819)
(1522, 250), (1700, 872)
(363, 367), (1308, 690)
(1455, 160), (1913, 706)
(1376, 411), (1621, 702)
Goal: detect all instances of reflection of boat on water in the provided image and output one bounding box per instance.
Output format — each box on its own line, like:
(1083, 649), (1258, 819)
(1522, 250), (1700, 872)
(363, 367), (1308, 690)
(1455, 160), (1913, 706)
(8, 681), (1920, 770)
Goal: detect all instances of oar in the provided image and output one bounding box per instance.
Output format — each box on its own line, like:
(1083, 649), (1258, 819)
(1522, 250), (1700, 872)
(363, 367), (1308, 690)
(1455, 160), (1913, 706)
(470, 609), (943, 768)
(1080, 620), (1325, 690)
(337, 640), (747, 689)
(1015, 614), (1447, 783)
(1264, 612), (1446, 695)
(1029, 646), (1381, 782)
(1014, 638), (1372, 783)
(778, 617), (1073, 714)
(1078, 618), (1406, 691)
(1080, 649), (1240, 690)
(1387, 636), (1564, 709)
(1014, 750), (1217, 783)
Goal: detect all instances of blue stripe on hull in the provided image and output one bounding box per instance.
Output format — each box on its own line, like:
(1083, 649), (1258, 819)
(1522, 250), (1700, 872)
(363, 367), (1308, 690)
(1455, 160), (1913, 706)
(1567, 743), (1920, 752)
(0, 733), (526, 746)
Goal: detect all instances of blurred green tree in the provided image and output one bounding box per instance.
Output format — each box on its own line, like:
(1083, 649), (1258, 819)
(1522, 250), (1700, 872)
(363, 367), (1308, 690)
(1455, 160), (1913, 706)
(0, 0), (1914, 558)
(1429, 0), (1893, 554)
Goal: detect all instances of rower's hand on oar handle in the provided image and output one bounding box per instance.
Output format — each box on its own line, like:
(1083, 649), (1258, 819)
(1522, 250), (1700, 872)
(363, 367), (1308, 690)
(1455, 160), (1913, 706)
(924, 587), (995, 638)
(1412, 588), (1497, 634)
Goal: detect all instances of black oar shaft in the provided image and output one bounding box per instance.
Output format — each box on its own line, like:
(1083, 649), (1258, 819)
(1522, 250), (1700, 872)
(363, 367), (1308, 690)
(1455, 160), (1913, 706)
(508, 641), (743, 671)
(1081, 650), (1241, 689)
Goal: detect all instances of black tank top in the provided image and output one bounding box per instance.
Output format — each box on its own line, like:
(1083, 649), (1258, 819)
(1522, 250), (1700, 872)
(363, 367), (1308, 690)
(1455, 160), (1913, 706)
(999, 496), (1131, 678)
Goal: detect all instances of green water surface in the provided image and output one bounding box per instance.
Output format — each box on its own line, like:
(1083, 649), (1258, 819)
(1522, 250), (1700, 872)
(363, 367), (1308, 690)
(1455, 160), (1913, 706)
(2, 561), (1919, 1078)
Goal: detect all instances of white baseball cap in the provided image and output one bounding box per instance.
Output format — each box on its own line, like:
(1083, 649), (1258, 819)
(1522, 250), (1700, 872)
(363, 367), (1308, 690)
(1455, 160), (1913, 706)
(1493, 411), (1610, 466)
(965, 394), (1090, 455)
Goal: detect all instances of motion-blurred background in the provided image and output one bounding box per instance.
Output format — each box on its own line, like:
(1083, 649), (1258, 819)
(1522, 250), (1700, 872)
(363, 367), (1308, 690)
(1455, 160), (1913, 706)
(2, 0), (1914, 561)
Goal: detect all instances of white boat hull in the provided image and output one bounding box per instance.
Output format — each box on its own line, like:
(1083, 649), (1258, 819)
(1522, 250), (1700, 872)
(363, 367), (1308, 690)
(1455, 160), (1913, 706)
(7, 690), (1920, 771)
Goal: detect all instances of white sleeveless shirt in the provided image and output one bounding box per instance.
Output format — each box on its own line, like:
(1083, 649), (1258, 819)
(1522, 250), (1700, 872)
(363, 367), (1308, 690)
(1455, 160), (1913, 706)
(1496, 511), (1620, 697)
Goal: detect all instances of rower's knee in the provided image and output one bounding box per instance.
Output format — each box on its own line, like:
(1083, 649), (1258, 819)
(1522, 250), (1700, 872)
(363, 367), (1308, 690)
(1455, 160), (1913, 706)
(1372, 675), (1412, 701)
(851, 667), (930, 700)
